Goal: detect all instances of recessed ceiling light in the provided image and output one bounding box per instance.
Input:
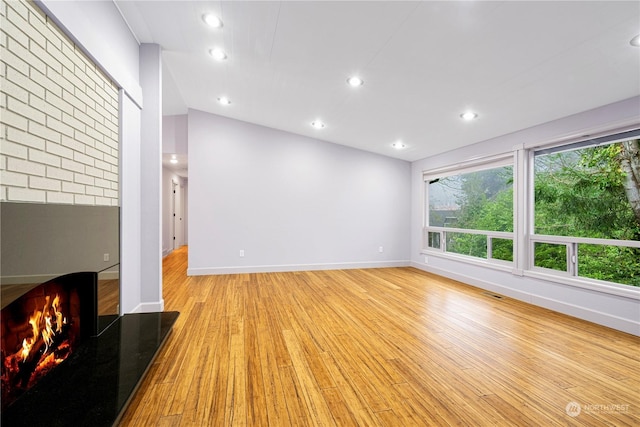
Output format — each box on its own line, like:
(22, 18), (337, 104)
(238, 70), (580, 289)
(203, 14), (223, 28)
(631, 34), (640, 47)
(209, 48), (227, 61)
(217, 97), (231, 105)
(460, 111), (478, 121)
(311, 120), (325, 129)
(392, 141), (406, 149)
(347, 76), (364, 87)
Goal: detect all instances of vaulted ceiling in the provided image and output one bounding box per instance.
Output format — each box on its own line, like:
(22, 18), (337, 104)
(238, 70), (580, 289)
(116, 1), (640, 163)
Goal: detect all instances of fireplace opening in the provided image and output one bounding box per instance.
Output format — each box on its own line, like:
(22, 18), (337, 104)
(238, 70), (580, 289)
(1, 272), (97, 410)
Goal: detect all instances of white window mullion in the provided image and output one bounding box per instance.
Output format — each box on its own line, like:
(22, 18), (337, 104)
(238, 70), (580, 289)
(513, 147), (526, 276)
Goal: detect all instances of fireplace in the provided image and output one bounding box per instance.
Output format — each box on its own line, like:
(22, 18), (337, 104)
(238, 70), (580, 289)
(1, 203), (177, 426)
(1, 272), (97, 410)
(1, 277), (178, 427)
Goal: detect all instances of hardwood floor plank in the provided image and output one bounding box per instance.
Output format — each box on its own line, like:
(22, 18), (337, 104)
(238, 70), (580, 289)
(203, 313), (231, 427)
(282, 329), (337, 426)
(156, 415), (182, 427)
(118, 247), (640, 426)
(255, 317), (292, 425)
(125, 382), (176, 426)
(325, 331), (393, 413)
(278, 365), (312, 426)
(319, 351), (382, 427)
(320, 386), (359, 427)
(244, 290), (269, 427)
(226, 321), (247, 426)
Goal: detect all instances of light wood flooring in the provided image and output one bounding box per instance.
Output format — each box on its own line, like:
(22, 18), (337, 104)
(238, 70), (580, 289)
(120, 246), (640, 426)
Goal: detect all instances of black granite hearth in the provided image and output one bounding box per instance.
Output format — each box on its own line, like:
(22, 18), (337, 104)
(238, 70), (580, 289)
(2, 311), (179, 427)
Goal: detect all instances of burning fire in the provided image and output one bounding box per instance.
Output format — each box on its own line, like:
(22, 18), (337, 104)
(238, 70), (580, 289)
(3, 294), (70, 390)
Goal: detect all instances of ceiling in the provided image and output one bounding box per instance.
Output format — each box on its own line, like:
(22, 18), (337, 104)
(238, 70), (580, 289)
(116, 0), (640, 170)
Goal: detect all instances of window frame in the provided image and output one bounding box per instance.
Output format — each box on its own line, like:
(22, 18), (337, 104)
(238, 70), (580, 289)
(422, 153), (517, 271)
(421, 129), (640, 299)
(526, 131), (640, 295)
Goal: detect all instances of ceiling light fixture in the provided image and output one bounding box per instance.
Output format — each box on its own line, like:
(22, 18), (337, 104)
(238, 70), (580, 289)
(311, 120), (325, 129)
(631, 34), (640, 47)
(217, 96), (231, 105)
(347, 76), (364, 87)
(170, 155), (178, 164)
(460, 111), (478, 121)
(209, 48), (227, 61)
(202, 14), (223, 28)
(392, 141), (406, 149)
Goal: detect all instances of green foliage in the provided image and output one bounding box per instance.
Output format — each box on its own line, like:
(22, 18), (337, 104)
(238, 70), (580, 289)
(578, 245), (640, 286)
(492, 238), (513, 262)
(535, 145), (639, 240)
(534, 142), (639, 286)
(444, 168), (513, 259)
(447, 233), (486, 258)
(437, 141), (639, 287)
(534, 243), (567, 271)
(455, 168), (514, 232)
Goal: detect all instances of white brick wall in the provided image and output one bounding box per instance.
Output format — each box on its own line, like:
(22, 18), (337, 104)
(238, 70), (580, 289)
(0, 0), (119, 206)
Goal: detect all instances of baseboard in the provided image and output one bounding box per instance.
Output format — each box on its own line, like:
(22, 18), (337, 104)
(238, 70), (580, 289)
(410, 261), (640, 336)
(162, 248), (172, 258)
(138, 300), (165, 313)
(126, 303), (143, 314)
(125, 299), (164, 314)
(187, 260), (411, 276)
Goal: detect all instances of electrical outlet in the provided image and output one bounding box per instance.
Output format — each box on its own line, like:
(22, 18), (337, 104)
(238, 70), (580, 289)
(103, 253), (110, 262)
(378, 246), (384, 253)
(424, 256), (428, 264)
(239, 250), (245, 257)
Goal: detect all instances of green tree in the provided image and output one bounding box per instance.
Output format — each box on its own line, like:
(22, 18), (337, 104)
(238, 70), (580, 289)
(447, 167), (513, 258)
(455, 168), (513, 232)
(534, 140), (640, 286)
(434, 141), (639, 286)
(619, 139), (640, 224)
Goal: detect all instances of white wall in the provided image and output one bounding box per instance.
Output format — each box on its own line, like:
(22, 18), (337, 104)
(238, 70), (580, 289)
(37, 0), (164, 314)
(1, 0), (121, 287)
(120, 91), (141, 313)
(1, 0), (120, 206)
(162, 115), (187, 155)
(36, 0), (141, 105)
(410, 96), (640, 336)
(188, 110), (411, 275)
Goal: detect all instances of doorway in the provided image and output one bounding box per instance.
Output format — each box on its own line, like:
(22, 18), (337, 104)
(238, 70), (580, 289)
(171, 179), (184, 250)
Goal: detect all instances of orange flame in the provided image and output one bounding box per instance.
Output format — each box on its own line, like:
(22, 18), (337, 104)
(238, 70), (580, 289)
(14, 294), (67, 363)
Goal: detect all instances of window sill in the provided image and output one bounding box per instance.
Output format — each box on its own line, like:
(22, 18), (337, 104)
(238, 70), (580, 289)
(524, 269), (640, 300)
(420, 249), (514, 274)
(420, 249), (640, 300)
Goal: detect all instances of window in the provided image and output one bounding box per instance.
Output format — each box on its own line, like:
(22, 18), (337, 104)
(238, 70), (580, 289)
(424, 157), (514, 265)
(532, 132), (640, 286)
(422, 129), (640, 290)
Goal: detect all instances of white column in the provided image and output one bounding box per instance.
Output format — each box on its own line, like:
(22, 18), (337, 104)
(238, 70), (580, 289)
(119, 90), (142, 313)
(139, 44), (164, 311)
